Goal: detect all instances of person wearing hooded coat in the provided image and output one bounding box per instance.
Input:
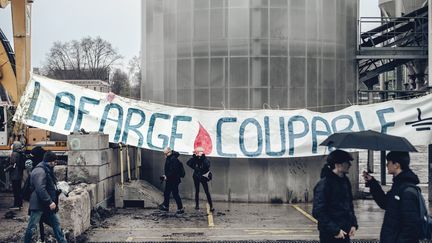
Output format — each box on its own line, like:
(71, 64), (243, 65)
(312, 150), (358, 243)
(158, 147), (184, 214)
(186, 146), (214, 211)
(25, 146), (51, 242)
(363, 151), (421, 243)
(24, 151), (66, 243)
(7, 141), (26, 210)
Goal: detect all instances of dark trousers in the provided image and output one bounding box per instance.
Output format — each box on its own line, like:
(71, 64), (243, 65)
(162, 181), (183, 210)
(319, 232), (350, 243)
(40, 213), (53, 242)
(11, 179), (22, 207)
(24, 211), (66, 243)
(193, 177), (213, 208)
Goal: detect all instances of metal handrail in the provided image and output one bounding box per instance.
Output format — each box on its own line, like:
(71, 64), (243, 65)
(359, 16), (428, 48)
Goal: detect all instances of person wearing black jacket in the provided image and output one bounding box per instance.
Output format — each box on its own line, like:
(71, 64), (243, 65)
(159, 147), (184, 214)
(24, 151), (66, 243)
(363, 151), (421, 243)
(186, 146), (214, 211)
(312, 150), (358, 243)
(7, 141), (26, 210)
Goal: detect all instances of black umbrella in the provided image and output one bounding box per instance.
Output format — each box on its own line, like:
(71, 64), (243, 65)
(320, 130), (418, 152)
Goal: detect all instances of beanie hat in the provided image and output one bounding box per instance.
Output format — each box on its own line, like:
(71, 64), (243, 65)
(31, 146), (45, 158)
(43, 151), (57, 162)
(327, 150), (353, 165)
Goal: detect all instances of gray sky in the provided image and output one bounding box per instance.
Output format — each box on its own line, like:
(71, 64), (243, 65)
(0, 0), (141, 69)
(0, 0), (379, 69)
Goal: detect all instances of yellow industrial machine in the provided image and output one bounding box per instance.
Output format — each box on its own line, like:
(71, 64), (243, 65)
(0, 0), (67, 156)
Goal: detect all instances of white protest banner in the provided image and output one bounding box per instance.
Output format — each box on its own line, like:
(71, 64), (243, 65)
(14, 75), (432, 158)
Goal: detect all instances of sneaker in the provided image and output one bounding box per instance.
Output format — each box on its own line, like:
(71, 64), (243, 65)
(210, 208), (215, 213)
(176, 208), (185, 214)
(194, 206), (199, 210)
(158, 204), (169, 212)
(9, 206), (20, 210)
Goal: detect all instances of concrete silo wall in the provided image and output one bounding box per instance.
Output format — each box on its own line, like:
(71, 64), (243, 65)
(141, 0), (359, 202)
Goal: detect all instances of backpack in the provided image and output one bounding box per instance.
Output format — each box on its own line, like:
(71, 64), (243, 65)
(400, 184), (432, 240)
(22, 164), (52, 202)
(179, 162), (186, 178)
(22, 176), (34, 201)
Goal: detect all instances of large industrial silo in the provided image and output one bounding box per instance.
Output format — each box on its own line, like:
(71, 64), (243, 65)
(379, 0), (427, 17)
(141, 0), (358, 203)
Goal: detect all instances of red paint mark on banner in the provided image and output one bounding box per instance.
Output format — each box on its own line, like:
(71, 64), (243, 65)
(194, 123), (213, 155)
(106, 92), (116, 102)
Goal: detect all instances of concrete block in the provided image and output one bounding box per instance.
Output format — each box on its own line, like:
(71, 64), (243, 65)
(68, 149), (111, 166)
(58, 186), (91, 238)
(97, 179), (113, 204)
(115, 180), (163, 208)
(78, 183), (97, 209)
(67, 133), (109, 151)
(68, 164), (109, 184)
(54, 165), (67, 181)
(108, 149), (122, 176)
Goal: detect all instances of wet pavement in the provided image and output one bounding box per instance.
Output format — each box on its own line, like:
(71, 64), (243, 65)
(1, 146), (431, 242)
(1, 191), (431, 242)
(0, 193), (28, 242)
(84, 199), (383, 242)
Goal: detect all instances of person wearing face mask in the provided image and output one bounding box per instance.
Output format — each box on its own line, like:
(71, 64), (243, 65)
(186, 146), (213, 212)
(312, 150), (358, 243)
(23, 151), (66, 243)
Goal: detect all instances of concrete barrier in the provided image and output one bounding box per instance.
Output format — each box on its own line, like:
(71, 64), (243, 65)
(58, 185), (91, 238)
(114, 180), (163, 208)
(60, 133), (142, 238)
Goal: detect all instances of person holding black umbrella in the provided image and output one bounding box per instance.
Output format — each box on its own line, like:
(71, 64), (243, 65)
(312, 150), (358, 243)
(363, 151), (421, 243)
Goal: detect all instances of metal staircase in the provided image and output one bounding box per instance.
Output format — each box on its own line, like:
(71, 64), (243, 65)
(357, 5), (428, 92)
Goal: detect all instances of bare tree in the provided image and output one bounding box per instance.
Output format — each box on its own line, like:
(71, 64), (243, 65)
(127, 55), (141, 99)
(42, 36), (122, 81)
(110, 68), (130, 97)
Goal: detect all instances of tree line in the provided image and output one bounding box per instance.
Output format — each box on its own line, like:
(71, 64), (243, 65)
(40, 36), (140, 99)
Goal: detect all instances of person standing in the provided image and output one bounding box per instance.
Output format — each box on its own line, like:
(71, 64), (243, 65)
(186, 146), (214, 212)
(24, 151), (66, 243)
(363, 151), (421, 243)
(312, 150), (358, 243)
(158, 147), (184, 214)
(7, 141), (26, 210)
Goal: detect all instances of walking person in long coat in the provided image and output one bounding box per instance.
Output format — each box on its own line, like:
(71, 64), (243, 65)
(24, 151), (66, 243)
(312, 150), (358, 243)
